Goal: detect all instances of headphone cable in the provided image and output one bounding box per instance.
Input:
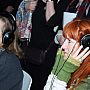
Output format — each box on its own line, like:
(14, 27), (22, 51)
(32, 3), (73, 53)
(49, 42), (77, 90)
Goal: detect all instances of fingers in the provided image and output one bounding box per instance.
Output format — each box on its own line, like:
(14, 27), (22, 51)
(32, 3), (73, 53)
(71, 45), (90, 62)
(77, 47), (89, 60)
(79, 50), (90, 62)
(72, 45), (83, 58)
(71, 42), (80, 56)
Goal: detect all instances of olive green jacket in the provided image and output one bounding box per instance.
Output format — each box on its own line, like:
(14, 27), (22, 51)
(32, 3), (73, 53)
(52, 49), (90, 90)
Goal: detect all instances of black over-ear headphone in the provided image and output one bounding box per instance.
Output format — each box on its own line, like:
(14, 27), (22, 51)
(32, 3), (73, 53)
(0, 12), (16, 45)
(76, 20), (90, 49)
(80, 34), (90, 49)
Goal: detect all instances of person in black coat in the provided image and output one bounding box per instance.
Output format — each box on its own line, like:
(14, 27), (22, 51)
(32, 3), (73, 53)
(0, 12), (23, 90)
(19, 0), (70, 90)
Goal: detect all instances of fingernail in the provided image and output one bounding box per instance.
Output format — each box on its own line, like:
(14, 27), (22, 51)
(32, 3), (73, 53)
(81, 45), (83, 48)
(86, 47), (89, 49)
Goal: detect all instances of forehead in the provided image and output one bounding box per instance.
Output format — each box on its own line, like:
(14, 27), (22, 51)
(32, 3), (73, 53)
(65, 34), (76, 42)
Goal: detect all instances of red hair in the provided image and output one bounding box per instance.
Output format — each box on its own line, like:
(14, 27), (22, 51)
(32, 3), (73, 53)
(63, 18), (90, 88)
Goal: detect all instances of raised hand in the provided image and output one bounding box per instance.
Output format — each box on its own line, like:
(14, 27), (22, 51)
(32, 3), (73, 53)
(71, 44), (90, 62)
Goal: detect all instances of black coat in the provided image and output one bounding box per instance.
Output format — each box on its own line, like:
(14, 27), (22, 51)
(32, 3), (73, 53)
(47, 0), (69, 30)
(20, 1), (70, 90)
(30, 0), (69, 49)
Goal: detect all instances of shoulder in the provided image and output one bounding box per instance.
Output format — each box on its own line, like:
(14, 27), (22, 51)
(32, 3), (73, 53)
(0, 51), (20, 65)
(4, 51), (22, 72)
(0, 50), (23, 79)
(0, 51), (23, 90)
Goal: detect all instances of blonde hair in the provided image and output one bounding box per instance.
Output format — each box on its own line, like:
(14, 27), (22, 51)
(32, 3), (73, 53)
(0, 15), (23, 59)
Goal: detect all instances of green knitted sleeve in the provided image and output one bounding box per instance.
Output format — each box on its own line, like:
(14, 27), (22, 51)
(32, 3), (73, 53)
(57, 60), (78, 83)
(52, 49), (81, 84)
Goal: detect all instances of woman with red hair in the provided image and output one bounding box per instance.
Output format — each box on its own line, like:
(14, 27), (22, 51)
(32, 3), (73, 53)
(44, 18), (90, 90)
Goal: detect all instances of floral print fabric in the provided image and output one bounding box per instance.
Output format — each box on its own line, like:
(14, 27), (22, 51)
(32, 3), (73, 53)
(16, 1), (32, 41)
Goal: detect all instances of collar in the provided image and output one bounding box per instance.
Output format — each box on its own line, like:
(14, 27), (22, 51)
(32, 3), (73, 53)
(0, 48), (5, 52)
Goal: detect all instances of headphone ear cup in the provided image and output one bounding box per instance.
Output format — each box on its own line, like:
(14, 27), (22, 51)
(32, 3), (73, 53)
(80, 34), (90, 49)
(2, 31), (15, 45)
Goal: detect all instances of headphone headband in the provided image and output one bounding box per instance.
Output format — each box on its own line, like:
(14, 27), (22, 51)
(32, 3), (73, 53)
(0, 12), (16, 32)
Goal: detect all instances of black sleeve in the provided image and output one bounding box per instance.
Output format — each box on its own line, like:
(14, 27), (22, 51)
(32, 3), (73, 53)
(46, 0), (69, 28)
